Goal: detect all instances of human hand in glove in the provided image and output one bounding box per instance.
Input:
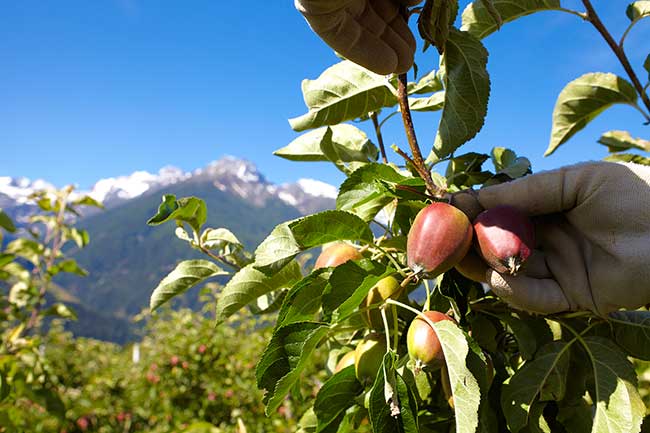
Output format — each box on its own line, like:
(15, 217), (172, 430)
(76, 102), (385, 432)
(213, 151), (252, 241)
(294, 0), (422, 75)
(455, 161), (650, 316)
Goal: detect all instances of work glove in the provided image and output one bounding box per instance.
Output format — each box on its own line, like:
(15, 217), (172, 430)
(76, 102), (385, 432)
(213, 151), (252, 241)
(455, 161), (650, 316)
(295, 0), (422, 75)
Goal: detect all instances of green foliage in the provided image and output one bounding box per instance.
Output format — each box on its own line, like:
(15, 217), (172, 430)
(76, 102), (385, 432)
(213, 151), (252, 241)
(143, 2), (650, 433)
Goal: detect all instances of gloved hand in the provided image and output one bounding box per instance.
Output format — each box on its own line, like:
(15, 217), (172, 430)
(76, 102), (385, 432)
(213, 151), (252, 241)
(455, 161), (650, 316)
(294, 0), (422, 75)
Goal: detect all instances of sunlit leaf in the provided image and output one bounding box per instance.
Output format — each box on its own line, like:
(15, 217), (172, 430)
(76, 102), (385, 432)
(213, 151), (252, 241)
(501, 341), (570, 433)
(0, 210), (16, 233)
(583, 337), (645, 433)
(418, 0), (459, 54)
(598, 130), (650, 153)
(461, 0), (561, 39)
(626, 1), (650, 21)
(314, 366), (363, 433)
(215, 261), (302, 324)
(546, 73), (638, 156)
(256, 322), (328, 414)
(289, 61), (397, 132)
(147, 195), (207, 234)
(254, 211), (372, 274)
(433, 29), (490, 159)
(150, 260), (227, 311)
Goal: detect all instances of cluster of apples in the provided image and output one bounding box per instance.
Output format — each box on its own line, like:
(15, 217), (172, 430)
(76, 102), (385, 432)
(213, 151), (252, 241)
(315, 200), (534, 384)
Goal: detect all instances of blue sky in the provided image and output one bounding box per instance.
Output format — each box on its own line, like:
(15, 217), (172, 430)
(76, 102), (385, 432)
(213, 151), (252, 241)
(1, 1), (649, 189)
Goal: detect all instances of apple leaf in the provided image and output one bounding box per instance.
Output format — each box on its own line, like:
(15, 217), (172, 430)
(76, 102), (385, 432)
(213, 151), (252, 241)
(147, 194), (207, 235)
(289, 61), (398, 132)
(461, 0), (562, 39)
(433, 28), (490, 160)
(583, 337), (645, 433)
(337, 163), (407, 221)
(274, 124), (378, 170)
(608, 310), (650, 360)
(314, 366), (364, 433)
(256, 322), (328, 415)
(546, 73), (638, 156)
(597, 130), (650, 153)
(0, 210), (16, 233)
(501, 341), (571, 433)
(626, 1), (650, 21)
(215, 261), (302, 324)
(254, 210), (372, 274)
(150, 259), (227, 311)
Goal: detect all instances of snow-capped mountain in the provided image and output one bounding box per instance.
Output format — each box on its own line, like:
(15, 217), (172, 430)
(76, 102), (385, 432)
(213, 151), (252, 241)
(0, 156), (337, 218)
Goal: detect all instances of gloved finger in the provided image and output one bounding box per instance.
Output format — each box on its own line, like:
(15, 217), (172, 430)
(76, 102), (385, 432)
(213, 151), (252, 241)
(296, 0), (416, 75)
(450, 190), (483, 221)
(486, 270), (570, 314)
(476, 163), (608, 216)
(519, 250), (551, 279)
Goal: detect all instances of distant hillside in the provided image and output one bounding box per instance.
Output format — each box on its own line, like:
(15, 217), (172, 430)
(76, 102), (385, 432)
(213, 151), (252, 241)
(3, 157), (336, 343)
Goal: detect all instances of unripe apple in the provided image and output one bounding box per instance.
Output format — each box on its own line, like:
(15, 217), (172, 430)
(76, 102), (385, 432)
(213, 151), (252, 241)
(407, 311), (454, 373)
(407, 203), (473, 276)
(362, 276), (403, 330)
(455, 249), (489, 283)
(473, 206), (535, 275)
(314, 243), (362, 269)
(354, 333), (387, 386)
(334, 350), (356, 373)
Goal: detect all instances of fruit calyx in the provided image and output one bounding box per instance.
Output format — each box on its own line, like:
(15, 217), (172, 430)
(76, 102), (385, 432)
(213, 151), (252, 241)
(473, 205), (535, 275)
(406, 202), (473, 277)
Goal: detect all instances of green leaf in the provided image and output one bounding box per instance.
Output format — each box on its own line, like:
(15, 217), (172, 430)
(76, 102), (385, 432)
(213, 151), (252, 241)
(5, 238), (44, 266)
(147, 195), (207, 234)
(43, 303), (78, 320)
(256, 322), (328, 414)
(200, 227), (242, 250)
(461, 0), (561, 39)
(626, 1), (650, 21)
(150, 259), (227, 311)
(408, 69), (443, 94)
(408, 92), (446, 112)
(497, 313), (540, 360)
(275, 125), (378, 167)
(314, 366), (364, 433)
(0, 210), (16, 233)
(598, 130), (650, 153)
(72, 195), (104, 209)
(0, 253), (15, 268)
(65, 227), (90, 248)
(417, 0), (459, 54)
(289, 61), (398, 132)
(368, 353), (419, 433)
(523, 402), (551, 433)
(329, 262), (393, 323)
(644, 54), (650, 80)
(546, 73), (639, 156)
(491, 147), (532, 179)
(445, 152), (493, 189)
(337, 163), (407, 221)
(215, 261), (302, 324)
(275, 271), (329, 328)
(48, 259), (88, 277)
(583, 337), (645, 433)
(501, 341), (571, 433)
(254, 211), (372, 274)
(557, 398), (593, 433)
(609, 310), (650, 360)
(435, 320), (481, 433)
(604, 153), (650, 165)
(433, 28), (490, 159)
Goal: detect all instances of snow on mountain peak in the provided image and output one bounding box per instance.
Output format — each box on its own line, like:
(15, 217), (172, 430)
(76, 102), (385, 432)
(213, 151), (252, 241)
(296, 178), (338, 199)
(0, 176), (55, 203)
(89, 166), (189, 203)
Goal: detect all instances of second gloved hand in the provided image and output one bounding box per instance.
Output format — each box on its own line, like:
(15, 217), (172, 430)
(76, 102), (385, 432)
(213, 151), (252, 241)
(295, 0), (422, 75)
